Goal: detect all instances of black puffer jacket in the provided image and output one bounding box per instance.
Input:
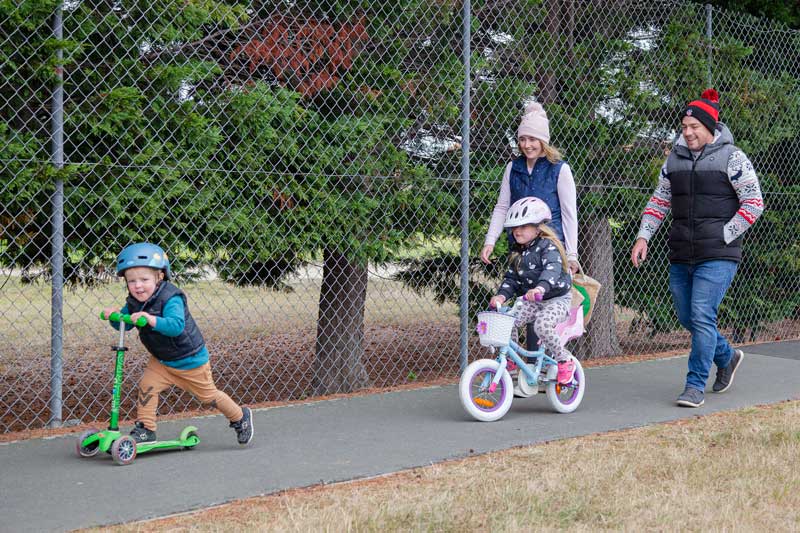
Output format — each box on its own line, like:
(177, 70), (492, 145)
(666, 123), (742, 264)
(497, 236), (571, 301)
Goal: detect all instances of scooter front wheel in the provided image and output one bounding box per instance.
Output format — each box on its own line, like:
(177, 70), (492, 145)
(75, 428), (101, 458)
(111, 435), (137, 465)
(546, 356), (585, 413)
(459, 359), (513, 422)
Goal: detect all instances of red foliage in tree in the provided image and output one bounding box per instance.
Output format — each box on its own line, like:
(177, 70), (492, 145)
(230, 14), (370, 98)
(272, 189), (295, 211)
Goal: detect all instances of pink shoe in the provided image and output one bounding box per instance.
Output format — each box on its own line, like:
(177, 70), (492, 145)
(557, 359), (575, 384)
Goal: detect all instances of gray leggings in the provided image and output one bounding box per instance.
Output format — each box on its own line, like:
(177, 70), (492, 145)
(513, 293), (573, 362)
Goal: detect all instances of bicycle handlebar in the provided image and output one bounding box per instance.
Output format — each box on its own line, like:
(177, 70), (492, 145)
(522, 291), (544, 302)
(100, 311), (148, 328)
(492, 291), (543, 314)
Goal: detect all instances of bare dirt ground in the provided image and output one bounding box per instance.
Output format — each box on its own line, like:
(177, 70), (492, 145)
(2, 317), (797, 437)
(0, 322), (465, 434)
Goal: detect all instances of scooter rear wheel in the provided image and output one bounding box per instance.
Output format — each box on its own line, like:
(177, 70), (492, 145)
(182, 430), (199, 450)
(111, 435), (137, 465)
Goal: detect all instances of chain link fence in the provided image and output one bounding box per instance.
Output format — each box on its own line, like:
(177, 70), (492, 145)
(2, 0), (799, 433)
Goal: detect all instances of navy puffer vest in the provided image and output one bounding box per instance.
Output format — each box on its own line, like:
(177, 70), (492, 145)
(509, 156), (565, 243)
(126, 281), (205, 361)
(666, 123), (741, 264)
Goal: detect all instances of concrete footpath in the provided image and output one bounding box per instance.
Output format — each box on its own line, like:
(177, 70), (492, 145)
(1, 341), (798, 532)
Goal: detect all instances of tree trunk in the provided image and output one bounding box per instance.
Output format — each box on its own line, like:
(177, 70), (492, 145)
(312, 248), (371, 395)
(539, 0), (561, 104)
(572, 215), (621, 359)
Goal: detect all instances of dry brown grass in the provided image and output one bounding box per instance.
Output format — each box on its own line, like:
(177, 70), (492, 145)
(0, 277), (454, 352)
(89, 401), (800, 533)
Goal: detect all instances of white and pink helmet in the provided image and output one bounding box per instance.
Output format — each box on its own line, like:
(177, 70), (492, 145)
(503, 197), (552, 228)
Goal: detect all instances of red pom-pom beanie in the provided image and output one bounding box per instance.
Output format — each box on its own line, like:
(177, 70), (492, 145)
(681, 88), (720, 134)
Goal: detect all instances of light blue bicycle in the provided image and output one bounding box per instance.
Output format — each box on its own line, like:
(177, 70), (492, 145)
(459, 294), (586, 422)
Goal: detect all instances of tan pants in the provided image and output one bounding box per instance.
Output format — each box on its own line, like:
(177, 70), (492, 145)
(136, 356), (243, 431)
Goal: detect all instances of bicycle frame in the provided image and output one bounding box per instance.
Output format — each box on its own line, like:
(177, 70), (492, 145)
(484, 340), (558, 392)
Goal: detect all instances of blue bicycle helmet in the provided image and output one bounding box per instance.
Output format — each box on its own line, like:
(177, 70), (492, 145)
(116, 242), (171, 280)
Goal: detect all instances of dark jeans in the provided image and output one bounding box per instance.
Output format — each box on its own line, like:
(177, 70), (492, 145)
(669, 260), (738, 391)
(526, 323), (539, 352)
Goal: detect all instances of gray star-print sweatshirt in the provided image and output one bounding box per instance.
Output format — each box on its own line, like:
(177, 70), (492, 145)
(496, 236), (572, 301)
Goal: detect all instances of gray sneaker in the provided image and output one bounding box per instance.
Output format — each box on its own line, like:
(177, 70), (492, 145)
(712, 349), (744, 393)
(230, 406), (254, 445)
(676, 387), (704, 408)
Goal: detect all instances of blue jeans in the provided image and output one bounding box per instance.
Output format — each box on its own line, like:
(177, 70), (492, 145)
(669, 260), (738, 391)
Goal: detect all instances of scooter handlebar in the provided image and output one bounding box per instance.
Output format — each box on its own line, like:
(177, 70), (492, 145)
(100, 311), (148, 328)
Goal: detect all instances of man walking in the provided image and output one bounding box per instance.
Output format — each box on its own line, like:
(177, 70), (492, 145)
(631, 89), (764, 407)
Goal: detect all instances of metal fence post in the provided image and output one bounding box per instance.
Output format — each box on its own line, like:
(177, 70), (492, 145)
(49, 3), (65, 428)
(459, 0), (471, 372)
(706, 4), (713, 85)
(3, 0), (799, 435)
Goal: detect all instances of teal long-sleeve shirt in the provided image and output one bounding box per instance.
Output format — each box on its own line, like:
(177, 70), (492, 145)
(113, 295), (209, 370)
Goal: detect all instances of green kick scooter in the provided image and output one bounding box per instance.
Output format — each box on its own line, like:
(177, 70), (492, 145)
(75, 311), (200, 465)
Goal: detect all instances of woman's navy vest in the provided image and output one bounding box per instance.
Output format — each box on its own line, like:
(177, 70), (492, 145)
(126, 281), (205, 362)
(508, 156), (565, 243)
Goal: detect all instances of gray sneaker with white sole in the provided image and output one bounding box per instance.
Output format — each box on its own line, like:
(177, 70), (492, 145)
(230, 406), (254, 445)
(676, 387), (705, 408)
(712, 349), (744, 393)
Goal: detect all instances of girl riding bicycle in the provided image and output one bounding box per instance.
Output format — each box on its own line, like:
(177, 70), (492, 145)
(488, 197), (575, 384)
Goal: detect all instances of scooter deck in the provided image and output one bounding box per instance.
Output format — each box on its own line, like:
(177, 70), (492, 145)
(132, 425), (201, 454)
(136, 438), (199, 453)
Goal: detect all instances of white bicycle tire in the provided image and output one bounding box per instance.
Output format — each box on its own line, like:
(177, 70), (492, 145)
(545, 356), (585, 413)
(459, 359), (513, 422)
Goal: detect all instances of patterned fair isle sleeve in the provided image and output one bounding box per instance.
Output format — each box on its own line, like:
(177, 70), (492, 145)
(636, 160), (671, 242)
(724, 150), (764, 244)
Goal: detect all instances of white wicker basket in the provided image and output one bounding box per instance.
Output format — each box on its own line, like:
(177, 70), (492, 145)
(475, 311), (516, 347)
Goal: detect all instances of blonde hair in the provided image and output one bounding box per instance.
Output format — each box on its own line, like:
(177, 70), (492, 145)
(510, 223), (569, 274)
(123, 266), (164, 281)
(540, 141), (562, 164)
(516, 138), (563, 164)
(538, 224), (569, 272)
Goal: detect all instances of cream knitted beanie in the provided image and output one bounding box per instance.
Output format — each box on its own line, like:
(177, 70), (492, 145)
(517, 102), (550, 144)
